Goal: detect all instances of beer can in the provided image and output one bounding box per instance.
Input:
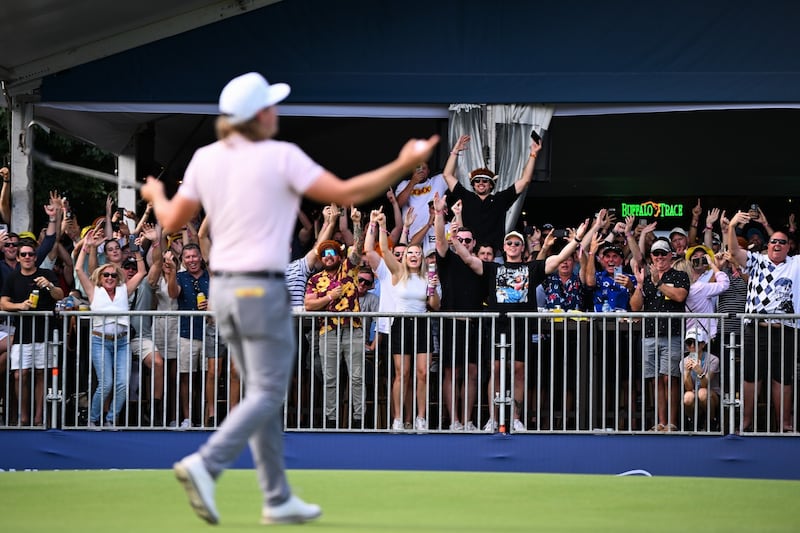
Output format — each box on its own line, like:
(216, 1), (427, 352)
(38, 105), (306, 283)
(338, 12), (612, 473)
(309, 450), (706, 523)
(29, 289), (39, 309)
(196, 292), (206, 308)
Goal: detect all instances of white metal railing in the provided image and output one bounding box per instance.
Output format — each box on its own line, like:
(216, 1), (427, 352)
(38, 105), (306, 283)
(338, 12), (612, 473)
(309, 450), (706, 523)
(1, 310), (798, 435)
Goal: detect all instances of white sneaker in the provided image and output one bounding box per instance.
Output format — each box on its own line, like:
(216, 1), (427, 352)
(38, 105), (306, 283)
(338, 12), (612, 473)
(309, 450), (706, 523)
(464, 421), (478, 432)
(449, 420), (464, 431)
(262, 494), (322, 525)
(173, 453), (219, 525)
(512, 419), (526, 432)
(179, 418), (191, 430)
(414, 416), (427, 431)
(483, 419), (498, 432)
(391, 418), (404, 431)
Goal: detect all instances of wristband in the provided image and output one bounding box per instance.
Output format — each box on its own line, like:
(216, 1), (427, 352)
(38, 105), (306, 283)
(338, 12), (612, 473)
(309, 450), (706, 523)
(450, 151), (459, 156)
(529, 153), (537, 159)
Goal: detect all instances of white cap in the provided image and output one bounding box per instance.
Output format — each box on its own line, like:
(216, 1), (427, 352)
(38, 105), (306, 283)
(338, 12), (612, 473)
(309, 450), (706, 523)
(218, 72), (291, 124)
(685, 327), (708, 344)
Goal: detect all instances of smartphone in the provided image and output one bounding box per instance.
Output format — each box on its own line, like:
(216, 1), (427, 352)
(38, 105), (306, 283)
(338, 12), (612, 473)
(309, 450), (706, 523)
(117, 207), (125, 218)
(749, 203), (759, 217)
(0, 223), (7, 234)
(129, 235), (136, 249)
(639, 218), (647, 226)
(552, 229), (568, 239)
(523, 225), (535, 235)
(530, 129), (542, 145)
(614, 266), (623, 277)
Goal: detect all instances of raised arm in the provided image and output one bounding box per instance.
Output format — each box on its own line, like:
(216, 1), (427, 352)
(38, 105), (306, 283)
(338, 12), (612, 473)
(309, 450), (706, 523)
(348, 207), (364, 264)
(0, 167), (10, 223)
(703, 208), (720, 249)
(544, 220), (588, 274)
(386, 189), (404, 244)
(449, 224), (483, 275)
(514, 138), (542, 195)
(443, 135), (470, 191)
(74, 235), (95, 301)
(687, 198), (702, 246)
(433, 192), (449, 257)
(304, 205), (337, 270)
(727, 211), (750, 267)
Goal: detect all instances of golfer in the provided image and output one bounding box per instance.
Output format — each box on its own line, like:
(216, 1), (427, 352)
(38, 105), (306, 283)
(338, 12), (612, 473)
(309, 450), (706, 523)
(141, 72), (438, 525)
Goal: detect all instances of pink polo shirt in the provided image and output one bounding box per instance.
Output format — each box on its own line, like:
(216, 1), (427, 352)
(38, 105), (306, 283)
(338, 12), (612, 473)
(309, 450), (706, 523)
(178, 134), (323, 272)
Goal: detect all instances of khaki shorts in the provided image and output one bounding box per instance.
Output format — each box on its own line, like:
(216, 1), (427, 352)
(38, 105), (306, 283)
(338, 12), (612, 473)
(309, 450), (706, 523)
(153, 316), (179, 360)
(130, 337), (156, 362)
(177, 337), (202, 373)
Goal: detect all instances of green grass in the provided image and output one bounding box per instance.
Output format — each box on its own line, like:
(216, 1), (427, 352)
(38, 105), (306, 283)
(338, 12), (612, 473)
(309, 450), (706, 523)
(1, 469), (798, 532)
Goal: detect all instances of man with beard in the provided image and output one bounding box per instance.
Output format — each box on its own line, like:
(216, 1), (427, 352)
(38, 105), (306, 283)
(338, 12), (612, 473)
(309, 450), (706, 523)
(305, 209), (365, 429)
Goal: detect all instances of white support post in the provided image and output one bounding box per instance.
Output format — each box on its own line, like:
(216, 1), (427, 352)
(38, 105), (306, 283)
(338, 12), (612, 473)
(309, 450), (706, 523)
(9, 98), (34, 233)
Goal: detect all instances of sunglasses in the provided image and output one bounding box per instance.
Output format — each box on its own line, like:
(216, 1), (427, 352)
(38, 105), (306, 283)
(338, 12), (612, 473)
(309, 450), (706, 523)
(102, 272), (118, 279)
(770, 238), (788, 245)
(4, 242), (18, 248)
(651, 250), (670, 257)
(18, 251), (35, 258)
(321, 248), (337, 258)
(393, 251), (404, 257)
(357, 278), (374, 287)
(505, 240), (523, 247)
(471, 177), (492, 184)
(456, 237), (473, 244)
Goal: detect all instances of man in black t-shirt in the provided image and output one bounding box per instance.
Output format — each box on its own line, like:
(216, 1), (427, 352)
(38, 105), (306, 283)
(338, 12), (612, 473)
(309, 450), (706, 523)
(0, 240), (63, 426)
(443, 135), (542, 252)
(433, 194), (485, 431)
(631, 238), (690, 431)
(451, 221), (589, 433)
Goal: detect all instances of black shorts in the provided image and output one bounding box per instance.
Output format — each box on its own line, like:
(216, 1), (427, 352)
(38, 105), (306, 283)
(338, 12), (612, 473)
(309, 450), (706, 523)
(483, 317), (531, 363)
(439, 318), (481, 368)
(744, 323), (797, 383)
(390, 316), (433, 355)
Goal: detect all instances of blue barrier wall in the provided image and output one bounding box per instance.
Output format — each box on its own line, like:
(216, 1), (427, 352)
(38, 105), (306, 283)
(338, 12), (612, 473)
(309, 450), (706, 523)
(2, 430), (799, 480)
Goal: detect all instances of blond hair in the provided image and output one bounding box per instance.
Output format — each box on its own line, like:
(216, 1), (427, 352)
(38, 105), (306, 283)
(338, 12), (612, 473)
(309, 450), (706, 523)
(395, 242), (424, 286)
(90, 264), (125, 287)
(215, 115), (269, 142)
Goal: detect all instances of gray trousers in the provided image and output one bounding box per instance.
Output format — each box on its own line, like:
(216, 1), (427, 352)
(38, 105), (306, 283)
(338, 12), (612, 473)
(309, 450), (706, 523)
(320, 327), (364, 419)
(199, 276), (293, 508)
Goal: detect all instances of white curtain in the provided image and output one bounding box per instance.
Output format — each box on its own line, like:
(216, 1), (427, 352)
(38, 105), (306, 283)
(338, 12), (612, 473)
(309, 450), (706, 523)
(447, 104), (486, 186)
(492, 104), (555, 232)
(448, 104), (555, 233)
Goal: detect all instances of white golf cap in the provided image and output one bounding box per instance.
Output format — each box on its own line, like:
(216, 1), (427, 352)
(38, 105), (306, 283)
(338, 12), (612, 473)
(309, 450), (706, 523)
(218, 72), (291, 125)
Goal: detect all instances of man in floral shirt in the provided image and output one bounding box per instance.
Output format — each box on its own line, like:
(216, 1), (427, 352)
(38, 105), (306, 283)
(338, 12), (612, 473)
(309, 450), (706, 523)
(304, 210), (365, 428)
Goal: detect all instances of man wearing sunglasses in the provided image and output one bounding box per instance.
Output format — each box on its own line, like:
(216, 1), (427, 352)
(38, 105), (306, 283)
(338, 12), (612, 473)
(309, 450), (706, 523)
(451, 220), (589, 432)
(443, 134), (542, 253)
(728, 212), (797, 433)
(305, 231), (366, 429)
(0, 240), (63, 426)
(630, 238), (690, 432)
(355, 268), (380, 360)
(433, 193), (483, 431)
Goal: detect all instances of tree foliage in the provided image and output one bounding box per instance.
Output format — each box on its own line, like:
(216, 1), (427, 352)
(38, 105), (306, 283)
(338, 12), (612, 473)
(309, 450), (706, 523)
(0, 108), (117, 231)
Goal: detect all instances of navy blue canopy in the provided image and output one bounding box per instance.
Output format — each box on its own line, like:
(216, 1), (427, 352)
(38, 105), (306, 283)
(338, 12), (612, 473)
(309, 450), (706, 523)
(42, 0), (800, 105)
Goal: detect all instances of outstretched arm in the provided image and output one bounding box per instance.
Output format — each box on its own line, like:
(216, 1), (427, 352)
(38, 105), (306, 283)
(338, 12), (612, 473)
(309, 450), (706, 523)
(143, 136), (440, 233)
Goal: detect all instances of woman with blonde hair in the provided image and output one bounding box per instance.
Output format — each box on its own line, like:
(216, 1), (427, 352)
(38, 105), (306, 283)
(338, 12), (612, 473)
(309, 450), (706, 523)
(365, 208), (440, 432)
(75, 229), (146, 427)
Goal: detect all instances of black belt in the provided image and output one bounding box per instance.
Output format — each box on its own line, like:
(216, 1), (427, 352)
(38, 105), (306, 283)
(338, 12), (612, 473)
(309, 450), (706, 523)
(211, 270), (284, 279)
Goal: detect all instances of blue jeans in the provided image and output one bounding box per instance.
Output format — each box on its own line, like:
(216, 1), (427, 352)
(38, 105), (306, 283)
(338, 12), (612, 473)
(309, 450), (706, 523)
(89, 335), (131, 423)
